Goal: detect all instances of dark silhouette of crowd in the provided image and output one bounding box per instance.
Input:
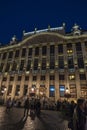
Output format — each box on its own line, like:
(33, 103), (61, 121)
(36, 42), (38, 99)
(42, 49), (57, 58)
(5, 96), (87, 130)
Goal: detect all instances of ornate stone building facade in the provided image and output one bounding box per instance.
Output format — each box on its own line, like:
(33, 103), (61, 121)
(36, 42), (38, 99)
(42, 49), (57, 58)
(0, 23), (87, 102)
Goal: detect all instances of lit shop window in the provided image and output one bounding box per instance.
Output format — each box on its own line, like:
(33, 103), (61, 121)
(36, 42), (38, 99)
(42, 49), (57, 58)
(49, 85), (55, 97)
(59, 85), (65, 97)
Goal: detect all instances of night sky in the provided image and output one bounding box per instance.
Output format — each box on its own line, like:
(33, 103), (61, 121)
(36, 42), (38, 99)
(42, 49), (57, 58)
(0, 0), (87, 44)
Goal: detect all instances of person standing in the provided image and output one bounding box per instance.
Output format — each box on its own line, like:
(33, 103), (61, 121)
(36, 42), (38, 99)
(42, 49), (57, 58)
(73, 98), (86, 130)
(6, 97), (12, 112)
(24, 97), (30, 117)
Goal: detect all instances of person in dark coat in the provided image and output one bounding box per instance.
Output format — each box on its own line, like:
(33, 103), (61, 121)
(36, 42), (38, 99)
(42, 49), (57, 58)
(73, 98), (86, 130)
(24, 97), (30, 117)
(35, 99), (41, 116)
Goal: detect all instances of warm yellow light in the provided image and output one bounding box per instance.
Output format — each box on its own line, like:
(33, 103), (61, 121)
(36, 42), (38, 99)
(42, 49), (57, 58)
(69, 75), (75, 80)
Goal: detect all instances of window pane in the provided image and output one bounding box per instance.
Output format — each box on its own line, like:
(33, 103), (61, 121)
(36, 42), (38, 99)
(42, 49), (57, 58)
(49, 85), (55, 97)
(59, 85), (65, 97)
(42, 46), (47, 55)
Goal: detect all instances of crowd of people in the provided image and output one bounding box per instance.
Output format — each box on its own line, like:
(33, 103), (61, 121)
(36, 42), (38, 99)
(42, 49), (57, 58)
(5, 97), (87, 130)
(56, 98), (87, 130)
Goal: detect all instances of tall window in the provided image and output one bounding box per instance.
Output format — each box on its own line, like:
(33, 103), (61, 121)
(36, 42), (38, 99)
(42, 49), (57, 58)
(5, 63), (10, 72)
(0, 63), (4, 72)
(28, 48), (32, 56)
(18, 76), (22, 81)
(49, 85), (55, 97)
(79, 74), (86, 80)
(42, 46), (47, 55)
(77, 56), (84, 68)
(25, 76), (29, 81)
(15, 85), (20, 96)
(40, 75), (45, 80)
(12, 62), (17, 71)
(20, 60), (24, 71)
(67, 43), (73, 54)
(33, 76), (37, 81)
(2, 77), (7, 81)
(22, 48), (26, 57)
(42, 58), (46, 70)
(26, 59), (31, 71)
(58, 44), (63, 54)
(50, 45), (54, 55)
(34, 59), (38, 70)
(7, 85), (12, 96)
(68, 56), (74, 69)
(15, 50), (19, 58)
(70, 84), (77, 98)
(67, 43), (72, 48)
(2, 52), (7, 60)
(85, 41), (87, 51)
(58, 56), (64, 69)
(10, 76), (14, 81)
(59, 75), (65, 80)
(59, 85), (65, 97)
(50, 57), (55, 69)
(50, 75), (55, 80)
(35, 47), (39, 56)
(24, 85), (28, 95)
(76, 42), (82, 52)
(8, 51), (13, 58)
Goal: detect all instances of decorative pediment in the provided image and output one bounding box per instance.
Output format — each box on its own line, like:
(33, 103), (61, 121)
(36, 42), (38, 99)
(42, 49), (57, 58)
(22, 32), (65, 46)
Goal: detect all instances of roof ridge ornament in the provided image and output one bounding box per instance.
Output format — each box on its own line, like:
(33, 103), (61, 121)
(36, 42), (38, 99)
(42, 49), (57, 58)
(72, 23), (81, 35)
(48, 25), (50, 31)
(12, 35), (16, 42)
(34, 28), (37, 33)
(10, 35), (17, 44)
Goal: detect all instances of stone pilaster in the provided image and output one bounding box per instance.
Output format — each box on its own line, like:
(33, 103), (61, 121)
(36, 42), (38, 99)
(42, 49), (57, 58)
(75, 70), (81, 98)
(4, 74), (10, 102)
(46, 71), (49, 98)
(11, 74), (18, 99)
(55, 70), (59, 101)
(19, 74), (25, 98)
(28, 71), (32, 96)
(36, 72), (40, 97)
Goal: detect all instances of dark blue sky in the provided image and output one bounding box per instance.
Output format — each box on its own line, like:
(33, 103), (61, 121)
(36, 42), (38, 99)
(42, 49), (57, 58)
(0, 0), (87, 44)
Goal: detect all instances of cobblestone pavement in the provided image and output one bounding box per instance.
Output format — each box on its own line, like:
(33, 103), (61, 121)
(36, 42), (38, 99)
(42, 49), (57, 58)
(0, 106), (69, 130)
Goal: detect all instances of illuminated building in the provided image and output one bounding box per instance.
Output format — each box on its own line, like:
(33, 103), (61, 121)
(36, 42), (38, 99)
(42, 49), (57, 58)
(0, 23), (87, 102)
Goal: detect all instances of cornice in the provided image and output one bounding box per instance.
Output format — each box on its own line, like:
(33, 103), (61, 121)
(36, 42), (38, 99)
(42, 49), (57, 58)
(0, 32), (87, 51)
